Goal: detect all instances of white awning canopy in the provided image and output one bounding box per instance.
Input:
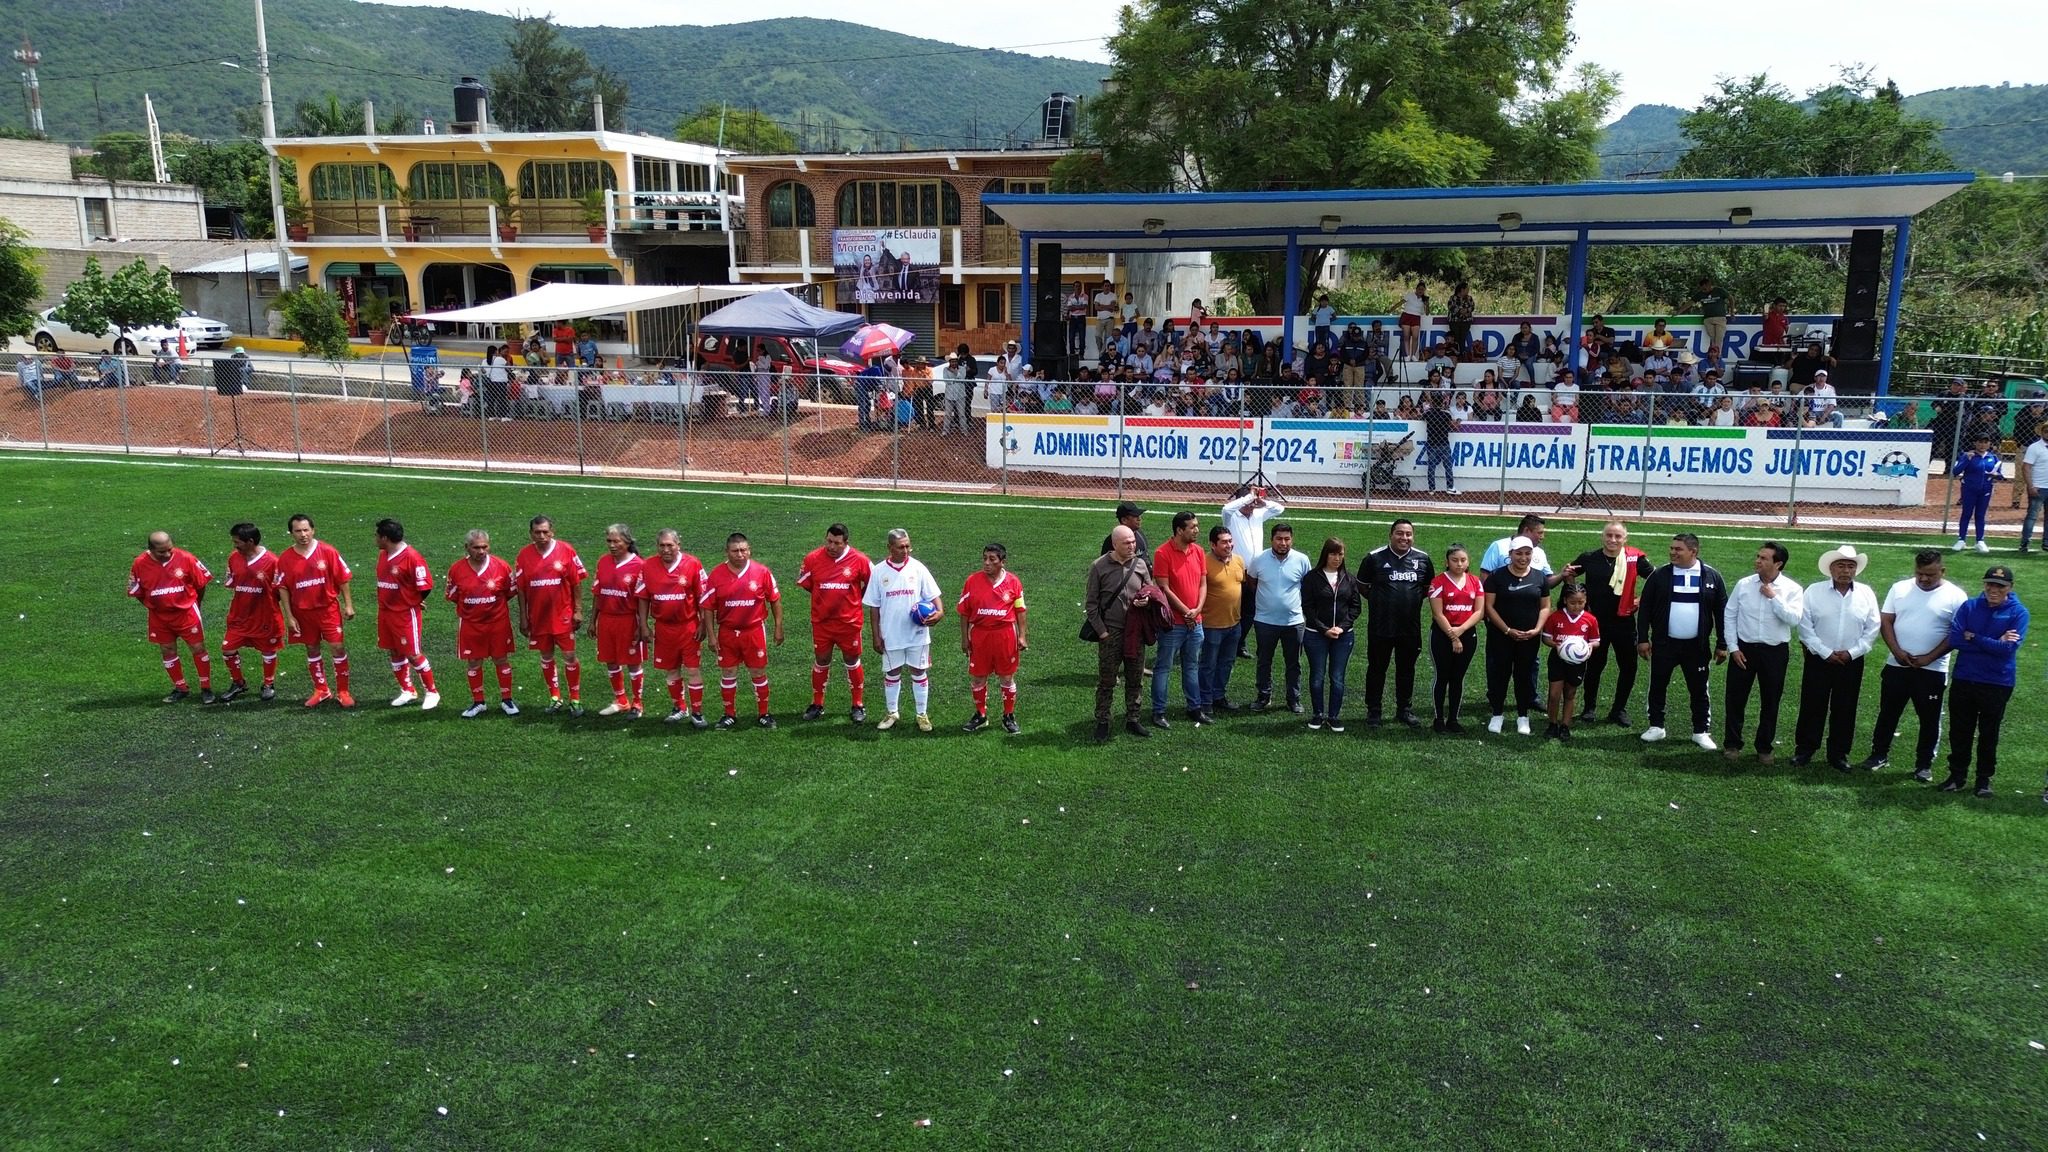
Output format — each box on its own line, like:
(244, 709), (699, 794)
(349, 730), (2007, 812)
(406, 282), (794, 324)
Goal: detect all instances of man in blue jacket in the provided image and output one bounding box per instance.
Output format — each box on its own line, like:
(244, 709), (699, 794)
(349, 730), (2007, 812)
(1941, 564), (2027, 797)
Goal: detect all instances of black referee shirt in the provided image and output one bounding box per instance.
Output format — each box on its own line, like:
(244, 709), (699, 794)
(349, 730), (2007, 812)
(1361, 544), (1436, 638)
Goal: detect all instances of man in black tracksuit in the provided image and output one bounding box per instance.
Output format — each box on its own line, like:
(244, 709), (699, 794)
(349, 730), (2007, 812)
(1359, 518), (1435, 727)
(1572, 521), (1655, 727)
(1636, 532), (1730, 748)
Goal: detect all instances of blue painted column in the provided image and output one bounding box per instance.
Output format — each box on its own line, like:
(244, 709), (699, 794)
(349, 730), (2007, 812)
(1019, 232), (1033, 365)
(1876, 218), (1910, 396)
(1564, 231), (1591, 380)
(1281, 234), (1300, 356)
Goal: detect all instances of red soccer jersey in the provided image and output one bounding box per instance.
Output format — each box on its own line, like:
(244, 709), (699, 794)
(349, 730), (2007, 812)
(635, 553), (706, 627)
(273, 541), (351, 614)
(445, 554), (514, 629)
(796, 545), (872, 628)
(1544, 608), (1601, 646)
(375, 544), (434, 616)
(129, 548), (211, 625)
(701, 560), (779, 631)
(1428, 572), (1483, 629)
(957, 569), (1027, 629)
(593, 552), (644, 617)
(512, 540), (587, 635)
(224, 547), (284, 634)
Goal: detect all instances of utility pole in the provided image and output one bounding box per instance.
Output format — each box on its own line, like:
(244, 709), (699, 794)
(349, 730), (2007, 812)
(255, 0), (291, 293)
(13, 38), (43, 137)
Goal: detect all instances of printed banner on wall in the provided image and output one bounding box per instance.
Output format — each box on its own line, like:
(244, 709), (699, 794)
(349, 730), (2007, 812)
(833, 228), (941, 306)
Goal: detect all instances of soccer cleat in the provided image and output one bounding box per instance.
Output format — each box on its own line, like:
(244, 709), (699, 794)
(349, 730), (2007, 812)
(1952, 538), (1967, 552)
(876, 712), (900, 730)
(1640, 726), (1668, 742)
(598, 702), (624, 717)
(756, 714), (777, 729)
(545, 697), (565, 714)
(915, 714), (932, 732)
(162, 688), (190, 705)
(1854, 755), (1889, 772)
(335, 690), (355, 709)
(200, 690), (217, 705)
(259, 685), (276, 701)
(219, 682), (248, 703)
(1487, 714), (1504, 735)
(802, 704), (825, 721)
(716, 713), (738, 731)
(500, 698), (520, 716)
(420, 691), (440, 711)
(627, 707), (641, 720)
(390, 690), (418, 707)
(1001, 714), (1019, 735)
(1692, 733), (1718, 751)
(963, 712), (989, 733)
(850, 705), (867, 724)
(1516, 716), (1531, 736)
(568, 703), (585, 718)
(303, 687), (331, 709)
(1911, 766), (1933, 783)
(665, 708), (687, 724)
(1975, 540), (1991, 554)
(690, 711), (709, 730)
(461, 701), (489, 718)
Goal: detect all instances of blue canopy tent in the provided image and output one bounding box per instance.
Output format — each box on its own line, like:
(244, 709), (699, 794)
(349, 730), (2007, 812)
(695, 289), (867, 341)
(985, 172), (1977, 395)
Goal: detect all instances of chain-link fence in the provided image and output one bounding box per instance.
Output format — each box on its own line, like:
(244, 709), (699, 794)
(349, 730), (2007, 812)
(8, 348), (2045, 539)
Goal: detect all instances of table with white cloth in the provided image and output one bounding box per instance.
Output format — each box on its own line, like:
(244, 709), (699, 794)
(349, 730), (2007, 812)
(531, 380), (703, 418)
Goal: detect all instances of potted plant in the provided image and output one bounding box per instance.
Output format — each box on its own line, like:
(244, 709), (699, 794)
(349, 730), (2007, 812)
(490, 184), (518, 241)
(396, 188), (419, 242)
(360, 293), (392, 345)
(283, 195), (311, 242)
(578, 188), (608, 242)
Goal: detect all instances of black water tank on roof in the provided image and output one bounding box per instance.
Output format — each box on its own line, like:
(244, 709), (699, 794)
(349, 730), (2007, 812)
(454, 77), (486, 126)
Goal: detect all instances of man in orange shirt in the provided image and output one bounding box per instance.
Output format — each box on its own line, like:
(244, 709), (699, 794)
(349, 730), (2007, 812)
(128, 530), (214, 703)
(1151, 511), (1210, 727)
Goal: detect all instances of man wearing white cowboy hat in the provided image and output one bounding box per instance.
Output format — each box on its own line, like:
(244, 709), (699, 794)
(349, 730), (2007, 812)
(1792, 544), (1882, 772)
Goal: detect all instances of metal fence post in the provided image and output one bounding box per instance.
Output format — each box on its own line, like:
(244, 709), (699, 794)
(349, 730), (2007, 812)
(34, 375), (50, 448)
(1495, 404), (1511, 515)
(573, 368), (588, 475)
(1940, 405), (1964, 537)
(1637, 391), (1657, 520)
(478, 367), (491, 471)
(380, 358), (395, 465)
(781, 378), (792, 487)
(890, 376), (901, 490)
(1115, 382), (1126, 501)
(201, 376), (215, 455)
(116, 365), (132, 453)
(677, 372), (690, 480)
(1363, 393), (1377, 510)
(288, 362), (304, 462)
(1785, 408), (1804, 528)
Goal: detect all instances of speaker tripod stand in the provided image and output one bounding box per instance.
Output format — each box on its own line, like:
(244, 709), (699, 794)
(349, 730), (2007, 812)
(1558, 435), (1610, 515)
(211, 376), (262, 456)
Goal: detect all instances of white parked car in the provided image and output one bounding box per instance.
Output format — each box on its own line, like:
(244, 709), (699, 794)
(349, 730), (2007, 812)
(32, 309), (232, 355)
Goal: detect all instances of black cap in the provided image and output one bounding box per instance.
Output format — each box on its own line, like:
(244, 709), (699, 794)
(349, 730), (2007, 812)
(1983, 565), (2015, 586)
(1115, 501), (1145, 519)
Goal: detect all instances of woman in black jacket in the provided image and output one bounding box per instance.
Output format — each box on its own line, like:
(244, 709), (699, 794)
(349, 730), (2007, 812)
(1301, 537), (1363, 731)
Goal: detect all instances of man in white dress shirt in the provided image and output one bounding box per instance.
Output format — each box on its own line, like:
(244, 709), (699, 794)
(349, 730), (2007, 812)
(1853, 549), (1968, 780)
(1792, 544), (1883, 772)
(1721, 541), (1805, 764)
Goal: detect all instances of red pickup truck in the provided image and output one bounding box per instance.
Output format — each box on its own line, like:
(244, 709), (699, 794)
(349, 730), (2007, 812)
(693, 333), (862, 405)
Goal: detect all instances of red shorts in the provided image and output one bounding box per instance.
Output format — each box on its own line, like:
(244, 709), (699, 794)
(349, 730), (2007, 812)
(147, 615), (205, 647)
(222, 625), (283, 656)
(968, 627), (1020, 678)
(527, 629), (577, 653)
(595, 613), (643, 665)
(288, 607), (344, 646)
(1398, 313), (1421, 328)
(377, 608), (425, 657)
(649, 623), (702, 671)
(458, 622), (514, 661)
(812, 621), (862, 658)
(716, 624), (769, 670)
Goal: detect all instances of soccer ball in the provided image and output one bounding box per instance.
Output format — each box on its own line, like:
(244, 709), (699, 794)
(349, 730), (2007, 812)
(1558, 635), (1592, 665)
(910, 601), (943, 627)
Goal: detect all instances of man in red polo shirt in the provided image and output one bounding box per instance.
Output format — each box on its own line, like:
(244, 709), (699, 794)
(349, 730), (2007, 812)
(512, 515), (587, 715)
(1150, 511), (1210, 727)
(128, 530), (214, 703)
(273, 513), (355, 708)
(796, 521), (872, 723)
(636, 528), (709, 727)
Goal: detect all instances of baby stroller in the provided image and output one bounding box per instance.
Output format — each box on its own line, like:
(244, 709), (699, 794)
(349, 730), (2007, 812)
(1364, 431), (1415, 495)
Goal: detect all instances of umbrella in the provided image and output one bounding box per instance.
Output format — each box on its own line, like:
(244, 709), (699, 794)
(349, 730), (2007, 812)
(840, 323), (915, 360)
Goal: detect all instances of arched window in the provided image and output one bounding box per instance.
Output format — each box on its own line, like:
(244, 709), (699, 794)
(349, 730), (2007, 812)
(766, 182), (815, 229)
(836, 179), (961, 228)
(407, 161), (505, 201)
(308, 162), (398, 202)
(516, 159), (617, 200)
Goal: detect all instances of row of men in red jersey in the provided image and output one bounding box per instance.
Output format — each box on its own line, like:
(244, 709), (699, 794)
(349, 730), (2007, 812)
(127, 516), (1031, 731)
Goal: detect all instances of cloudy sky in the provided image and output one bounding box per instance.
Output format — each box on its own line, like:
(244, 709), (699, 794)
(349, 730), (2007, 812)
(383, 0), (2038, 116)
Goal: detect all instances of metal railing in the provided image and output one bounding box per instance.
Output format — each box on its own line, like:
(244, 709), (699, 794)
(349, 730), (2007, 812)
(8, 352), (2038, 540)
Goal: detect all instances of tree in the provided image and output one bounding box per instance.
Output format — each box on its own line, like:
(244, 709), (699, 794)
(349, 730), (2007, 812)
(290, 93), (422, 137)
(51, 257), (112, 340)
(71, 132), (156, 182)
(166, 137), (291, 237)
(276, 286), (353, 361)
(0, 221), (43, 341)
(489, 16), (628, 132)
(1673, 70), (1951, 179)
(1055, 0), (1574, 311)
(53, 257), (180, 348)
(673, 104), (795, 154)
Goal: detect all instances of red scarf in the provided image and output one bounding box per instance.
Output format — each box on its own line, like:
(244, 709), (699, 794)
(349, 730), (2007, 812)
(1614, 547), (1646, 616)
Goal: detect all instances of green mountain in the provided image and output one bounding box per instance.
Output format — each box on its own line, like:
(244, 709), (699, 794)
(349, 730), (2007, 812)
(1597, 85), (2048, 178)
(4, 1), (1105, 149)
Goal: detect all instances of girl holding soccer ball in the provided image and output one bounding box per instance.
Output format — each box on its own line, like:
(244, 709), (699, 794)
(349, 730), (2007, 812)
(1542, 582), (1602, 740)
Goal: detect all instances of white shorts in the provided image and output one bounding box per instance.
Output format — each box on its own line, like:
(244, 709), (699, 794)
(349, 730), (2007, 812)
(883, 643), (931, 673)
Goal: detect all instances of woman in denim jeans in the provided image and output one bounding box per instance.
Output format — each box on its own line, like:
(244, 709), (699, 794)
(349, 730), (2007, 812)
(1300, 537), (1362, 731)
(1507, 321), (1541, 387)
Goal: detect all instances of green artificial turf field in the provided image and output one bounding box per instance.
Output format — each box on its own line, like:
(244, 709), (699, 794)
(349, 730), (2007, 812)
(2, 453), (2044, 1151)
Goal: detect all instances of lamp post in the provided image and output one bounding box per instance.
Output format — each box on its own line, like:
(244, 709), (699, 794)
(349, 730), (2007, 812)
(240, 0), (290, 295)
